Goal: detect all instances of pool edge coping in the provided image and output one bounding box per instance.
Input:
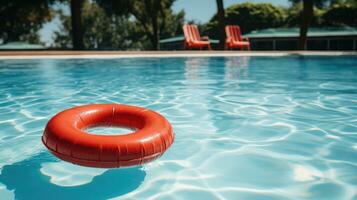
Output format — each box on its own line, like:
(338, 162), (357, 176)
(0, 51), (356, 59)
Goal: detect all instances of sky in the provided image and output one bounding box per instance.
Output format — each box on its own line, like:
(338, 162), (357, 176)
(40, 0), (290, 46)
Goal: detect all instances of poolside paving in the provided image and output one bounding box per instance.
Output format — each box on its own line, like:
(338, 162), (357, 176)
(0, 51), (356, 59)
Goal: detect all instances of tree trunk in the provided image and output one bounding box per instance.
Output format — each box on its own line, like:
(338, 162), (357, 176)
(151, 3), (160, 50)
(144, 0), (160, 50)
(151, 0), (160, 50)
(299, 0), (313, 50)
(70, 0), (84, 50)
(216, 0), (226, 50)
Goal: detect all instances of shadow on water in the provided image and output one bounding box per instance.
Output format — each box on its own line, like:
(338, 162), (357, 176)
(0, 152), (146, 200)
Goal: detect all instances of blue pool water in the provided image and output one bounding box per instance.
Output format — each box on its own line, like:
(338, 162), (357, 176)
(0, 56), (356, 200)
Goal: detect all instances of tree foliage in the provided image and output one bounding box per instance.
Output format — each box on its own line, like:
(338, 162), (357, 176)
(1, 0), (356, 49)
(96, 0), (184, 50)
(285, 1), (357, 27)
(289, 0), (329, 8)
(54, 0), (184, 50)
(322, 4), (357, 27)
(0, 0), (58, 43)
(285, 3), (325, 27)
(53, 1), (143, 49)
(205, 3), (286, 38)
(206, 1), (357, 40)
(288, 0), (357, 49)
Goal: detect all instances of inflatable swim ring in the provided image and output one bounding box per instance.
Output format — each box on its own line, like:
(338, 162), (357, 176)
(42, 104), (174, 168)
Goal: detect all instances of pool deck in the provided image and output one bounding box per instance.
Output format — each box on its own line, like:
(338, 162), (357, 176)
(0, 51), (356, 59)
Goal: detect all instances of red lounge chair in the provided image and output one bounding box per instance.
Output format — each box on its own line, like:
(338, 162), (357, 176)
(183, 24), (212, 50)
(225, 25), (250, 50)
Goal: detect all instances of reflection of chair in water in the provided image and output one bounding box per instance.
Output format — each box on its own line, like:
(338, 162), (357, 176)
(184, 58), (209, 80)
(224, 57), (250, 80)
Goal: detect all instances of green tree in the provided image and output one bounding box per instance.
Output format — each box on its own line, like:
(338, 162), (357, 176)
(288, 0), (332, 50)
(96, 0), (184, 50)
(289, 0), (328, 8)
(0, 0), (56, 44)
(322, 4), (357, 27)
(285, 4), (324, 27)
(53, 1), (143, 49)
(206, 3), (286, 39)
(345, 0), (357, 6)
(286, 0), (356, 50)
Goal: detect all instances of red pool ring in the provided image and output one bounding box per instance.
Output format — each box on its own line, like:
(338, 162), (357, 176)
(42, 104), (174, 168)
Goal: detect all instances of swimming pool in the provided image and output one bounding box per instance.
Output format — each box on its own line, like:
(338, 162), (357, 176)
(0, 56), (356, 200)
